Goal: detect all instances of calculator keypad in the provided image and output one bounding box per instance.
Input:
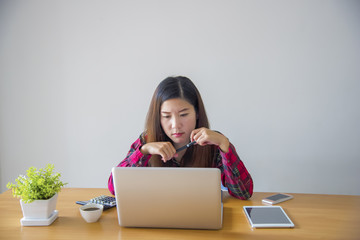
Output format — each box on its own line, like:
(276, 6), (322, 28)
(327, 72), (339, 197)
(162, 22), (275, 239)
(89, 195), (116, 207)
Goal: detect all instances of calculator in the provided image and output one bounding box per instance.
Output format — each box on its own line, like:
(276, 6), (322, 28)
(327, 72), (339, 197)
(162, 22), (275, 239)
(76, 195), (116, 210)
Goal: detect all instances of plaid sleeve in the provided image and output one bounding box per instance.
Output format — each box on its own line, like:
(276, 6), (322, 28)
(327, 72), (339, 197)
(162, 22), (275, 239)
(108, 134), (151, 195)
(118, 136), (151, 167)
(216, 143), (253, 200)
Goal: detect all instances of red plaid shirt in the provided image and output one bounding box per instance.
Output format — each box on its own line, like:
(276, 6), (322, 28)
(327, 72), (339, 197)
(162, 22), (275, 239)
(108, 134), (253, 200)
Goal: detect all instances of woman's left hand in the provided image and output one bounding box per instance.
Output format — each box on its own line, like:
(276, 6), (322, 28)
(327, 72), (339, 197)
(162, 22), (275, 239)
(190, 128), (230, 153)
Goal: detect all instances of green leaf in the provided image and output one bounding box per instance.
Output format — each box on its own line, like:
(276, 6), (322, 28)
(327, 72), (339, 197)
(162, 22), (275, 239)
(7, 164), (67, 203)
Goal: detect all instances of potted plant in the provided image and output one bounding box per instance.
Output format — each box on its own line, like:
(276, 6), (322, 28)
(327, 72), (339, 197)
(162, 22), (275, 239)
(7, 164), (67, 226)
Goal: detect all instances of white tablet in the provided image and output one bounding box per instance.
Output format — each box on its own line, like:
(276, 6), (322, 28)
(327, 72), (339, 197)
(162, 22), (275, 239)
(243, 206), (294, 228)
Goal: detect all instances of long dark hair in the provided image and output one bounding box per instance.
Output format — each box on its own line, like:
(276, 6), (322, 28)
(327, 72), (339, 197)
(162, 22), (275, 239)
(145, 76), (216, 167)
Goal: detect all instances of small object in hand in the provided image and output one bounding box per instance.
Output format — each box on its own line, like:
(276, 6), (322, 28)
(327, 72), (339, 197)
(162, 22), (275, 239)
(176, 141), (196, 152)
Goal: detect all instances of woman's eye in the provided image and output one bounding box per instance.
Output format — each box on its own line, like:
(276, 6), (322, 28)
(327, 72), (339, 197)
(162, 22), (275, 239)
(180, 113), (189, 117)
(162, 115), (170, 119)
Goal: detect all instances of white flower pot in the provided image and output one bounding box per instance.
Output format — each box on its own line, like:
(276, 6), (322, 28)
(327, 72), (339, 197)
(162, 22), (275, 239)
(20, 193), (58, 219)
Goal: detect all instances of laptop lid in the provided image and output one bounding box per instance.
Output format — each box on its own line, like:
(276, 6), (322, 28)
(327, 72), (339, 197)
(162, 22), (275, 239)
(112, 167), (223, 229)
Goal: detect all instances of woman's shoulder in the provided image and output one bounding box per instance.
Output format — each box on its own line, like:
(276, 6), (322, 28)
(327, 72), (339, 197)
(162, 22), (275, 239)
(139, 132), (147, 145)
(128, 132), (147, 150)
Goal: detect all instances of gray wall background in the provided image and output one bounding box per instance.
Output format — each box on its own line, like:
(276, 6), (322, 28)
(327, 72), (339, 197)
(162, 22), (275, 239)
(1, 0), (359, 195)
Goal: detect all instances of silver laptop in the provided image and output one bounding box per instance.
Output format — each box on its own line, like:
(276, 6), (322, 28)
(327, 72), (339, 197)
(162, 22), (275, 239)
(112, 167), (223, 229)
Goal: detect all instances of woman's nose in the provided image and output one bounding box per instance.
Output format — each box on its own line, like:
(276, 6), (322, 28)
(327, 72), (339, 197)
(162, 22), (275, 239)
(171, 116), (181, 129)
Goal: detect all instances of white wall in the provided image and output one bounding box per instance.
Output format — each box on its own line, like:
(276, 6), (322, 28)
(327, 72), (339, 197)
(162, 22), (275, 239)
(1, 0), (359, 195)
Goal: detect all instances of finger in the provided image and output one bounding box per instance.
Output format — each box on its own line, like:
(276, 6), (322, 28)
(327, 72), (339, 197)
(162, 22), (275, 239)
(195, 129), (208, 143)
(165, 143), (176, 159)
(197, 131), (214, 146)
(190, 128), (202, 142)
(191, 130), (201, 142)
(168, 142), (176, 154)
(160, 148), (172, 162)
(162, 143), (176, 161)
(196, 135), (207, 146)
(160, 150), (171, 162)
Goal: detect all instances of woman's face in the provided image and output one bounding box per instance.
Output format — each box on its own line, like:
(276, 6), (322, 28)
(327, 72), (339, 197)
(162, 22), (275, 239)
(160, 98), (197, 149)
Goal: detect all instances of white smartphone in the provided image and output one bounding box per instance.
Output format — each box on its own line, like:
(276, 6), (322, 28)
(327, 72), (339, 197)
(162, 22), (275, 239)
(262, 193), (293, 205)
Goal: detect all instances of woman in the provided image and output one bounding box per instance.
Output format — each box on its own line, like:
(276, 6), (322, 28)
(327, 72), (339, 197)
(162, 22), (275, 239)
(108, 76), (253, 199)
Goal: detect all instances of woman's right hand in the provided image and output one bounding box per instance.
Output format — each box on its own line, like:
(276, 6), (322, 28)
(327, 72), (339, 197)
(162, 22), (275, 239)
(140, 142), (176, 162)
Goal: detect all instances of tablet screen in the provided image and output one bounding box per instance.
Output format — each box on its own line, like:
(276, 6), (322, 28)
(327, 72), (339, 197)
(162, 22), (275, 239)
(243, 206), (294, 228)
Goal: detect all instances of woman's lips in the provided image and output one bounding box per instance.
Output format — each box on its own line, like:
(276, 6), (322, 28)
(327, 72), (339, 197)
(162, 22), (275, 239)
(172, 133), (184, 138)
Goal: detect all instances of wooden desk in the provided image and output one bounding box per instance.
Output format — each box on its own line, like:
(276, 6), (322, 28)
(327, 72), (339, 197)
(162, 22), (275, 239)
(0, 188), (359, 240)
